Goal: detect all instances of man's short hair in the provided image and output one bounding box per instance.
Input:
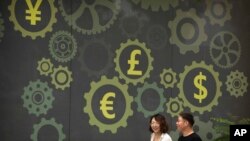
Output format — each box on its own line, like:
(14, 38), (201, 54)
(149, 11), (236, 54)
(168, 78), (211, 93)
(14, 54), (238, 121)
(179, 112), (195, 127)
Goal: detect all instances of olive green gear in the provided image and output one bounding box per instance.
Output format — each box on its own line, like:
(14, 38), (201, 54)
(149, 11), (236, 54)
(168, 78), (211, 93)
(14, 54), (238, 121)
(8, 0), (57, 40)
(168, 8), (207, 54)
(114, 39), (154, 85)
(160, 68), (177, 89)
(83, 76), (133, 133)
(204, 0), (232, 26)
(37, 58), (54, 76)
(58, 0), (120, 35)
(210, 31), (241, 69)
(51, 65), (73, 90)
(21, 79), (54, 117)
(131, 0), (178, 12)
(226, 70), (248, 98)
(31, 118), (65, 141)
(135, 82), (165, 118)
(146, 24), (168, 50)
(49, 30), (77, 63)
(177, 61), (222, 114)
(0, 12), (4, 42)
(166, 97), (184, 118)
(78, 39), (113, 77)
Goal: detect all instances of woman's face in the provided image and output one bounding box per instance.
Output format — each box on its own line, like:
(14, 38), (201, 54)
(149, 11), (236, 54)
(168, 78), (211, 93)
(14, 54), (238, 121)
(150, 117), (161, 133)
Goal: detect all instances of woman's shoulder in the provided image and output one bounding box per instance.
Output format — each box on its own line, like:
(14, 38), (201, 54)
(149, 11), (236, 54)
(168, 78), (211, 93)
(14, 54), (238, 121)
(162, 133), (172, 141)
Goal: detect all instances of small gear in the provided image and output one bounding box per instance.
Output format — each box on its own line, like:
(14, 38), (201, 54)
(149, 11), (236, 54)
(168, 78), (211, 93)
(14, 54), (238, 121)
(51, 65), (73, 90)
(31, 118), (65, 141)
(83, 76), (133, 133)
(21, 79), (54, 116)
(114, 39), (154, 85)
(37, 58), (54, 76)
(0, 12), (4, 42)
(177, 61), (222, 114)
(168, 8), (207, 54)
(146, 24), (168, 50)
(160, 68), (177, 88)
(8, 0), (57, 39)
(49, 30), (77, 63)
(205, 0), (232, 26)
(131, 0), (178, 12)
(166, 97), (184, 118)
(210, 31), (241, 69)
(58, 0), (121, 35)
(226, 70), (248, 98)
(135, 82), (166, 118)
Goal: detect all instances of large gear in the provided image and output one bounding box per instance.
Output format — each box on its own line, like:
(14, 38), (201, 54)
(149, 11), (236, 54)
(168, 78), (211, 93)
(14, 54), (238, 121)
(49, 30), (77, 63)
(21, 79), (54, 116)
(51, 65), (73, 90)
(177, 61), (222, 114)
(166, 97), (184, 118)
(146, 24), (168, 50)
(83, 76), (133, 133)
(226, 70), (248, 98)
(160, 68), (177, 89)
(58, 0), (121, 35)
(168, 8), (207, 54)
(205, 0), (232, 26)
(131, 0), (178, 12)
(30, 118), (65, 141)
(8, 0), (57, 39)
(135, 82), (165, 118)
(37, 58), (54, 76)
(114, 39), (154, 85)
(0, 12), (4, 42)
(210, 31), (241, 69)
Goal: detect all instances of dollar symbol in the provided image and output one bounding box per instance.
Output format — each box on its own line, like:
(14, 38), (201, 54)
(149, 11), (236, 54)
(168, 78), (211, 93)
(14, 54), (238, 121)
(127, 49), (142, 75)
(193, 72), (208, 103)
(100, 92), (116, 119)
(25, 0), (42, 25)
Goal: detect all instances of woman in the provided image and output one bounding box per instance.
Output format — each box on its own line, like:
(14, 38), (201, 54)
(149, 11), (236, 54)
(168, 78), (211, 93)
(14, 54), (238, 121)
(149, 113), (172, 141)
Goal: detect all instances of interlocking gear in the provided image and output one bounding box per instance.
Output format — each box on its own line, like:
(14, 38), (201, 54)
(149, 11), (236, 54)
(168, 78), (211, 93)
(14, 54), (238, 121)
(49, 30), (77, 63)
(0, 12), (4, 42)
(83, 76), (133, 133)
(51, 65), (73, 90)
(210, 31), (241, 68)
(168, 8), (207, 54)
(131, 0), (178, 12)
(166, 97), (184, 118)
(37, 58), (54, 76)
(146, 24), (168, 50)
(21, 79), (54, 116)
(114, 39), (154, 85)
(177, 61), (222, 114)
(31, 118), (65, 141)
(135, 82), (165, 118)
(226, 70), (248, 98)
(8, 0), (57, 39)
(58, 0), (121, 35)
(205, 0), (232, 26)
(160, 68), (177, 88)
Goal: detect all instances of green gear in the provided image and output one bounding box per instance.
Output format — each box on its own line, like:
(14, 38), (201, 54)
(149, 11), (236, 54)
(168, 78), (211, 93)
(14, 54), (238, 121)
(83, 76), (133, 133)
(177, 61), (222, 114)
(114, 39), (154, 85)
(131, 0), (178, 12)
(37, 58), (54, 76)
(8, 0), (57, 40)
(210, 31), (241, 68)
(160, 68), (177, 88)
(58, 0), (120, 35)
(168, 8), (207, 54)
(31, 118), (65, 141)
(0, 12), (4, 42)
(21, 79), (54, 116)
(205, 0), (232, 26)
(49, 30), (77, 63)
(146, 24), (168, 50)
(51, 65), (73, 90)
(226, 70), (248, 98)
(135, 82), (165, 118)
(166, 97), (184, 118)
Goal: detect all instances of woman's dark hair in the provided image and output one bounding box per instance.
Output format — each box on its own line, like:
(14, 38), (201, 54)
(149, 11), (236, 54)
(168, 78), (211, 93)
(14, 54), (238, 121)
(179, 112), (195, 127)
(149, 113), (169, 133)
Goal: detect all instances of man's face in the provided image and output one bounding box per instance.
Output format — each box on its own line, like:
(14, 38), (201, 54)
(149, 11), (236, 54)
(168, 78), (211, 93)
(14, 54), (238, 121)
(150, 117), (161, 133)
(176, 116), (188, 132)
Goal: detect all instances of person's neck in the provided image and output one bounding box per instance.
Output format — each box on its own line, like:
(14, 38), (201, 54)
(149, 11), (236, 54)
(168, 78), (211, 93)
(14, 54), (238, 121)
(182, 128), (194, 137)
(154, 132), (162, 137)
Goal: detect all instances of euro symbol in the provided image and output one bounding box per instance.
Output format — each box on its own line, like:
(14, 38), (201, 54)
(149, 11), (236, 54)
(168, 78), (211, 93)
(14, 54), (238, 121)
(100, 92), (116, 119)
(25, 0), (42, 25)
(127, 49), (142, 76)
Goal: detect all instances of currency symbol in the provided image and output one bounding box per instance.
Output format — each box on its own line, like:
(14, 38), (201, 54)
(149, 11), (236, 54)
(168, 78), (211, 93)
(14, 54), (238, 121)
(25, 0), (42, 25)
(193, 72), (208, 103)
(100, 92), (116, 119)
(127, 49), (142, 75)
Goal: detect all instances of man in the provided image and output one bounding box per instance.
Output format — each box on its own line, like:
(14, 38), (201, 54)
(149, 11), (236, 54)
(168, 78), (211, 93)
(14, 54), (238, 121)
(176, 112), (202, 141)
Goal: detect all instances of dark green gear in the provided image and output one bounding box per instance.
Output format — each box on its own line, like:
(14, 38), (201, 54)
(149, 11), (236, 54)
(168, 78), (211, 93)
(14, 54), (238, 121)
(160, 68), (177, 88)
(51, 65), (73, 90)
(166, 97), (184, 118)
(37, 58), (54, 76)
